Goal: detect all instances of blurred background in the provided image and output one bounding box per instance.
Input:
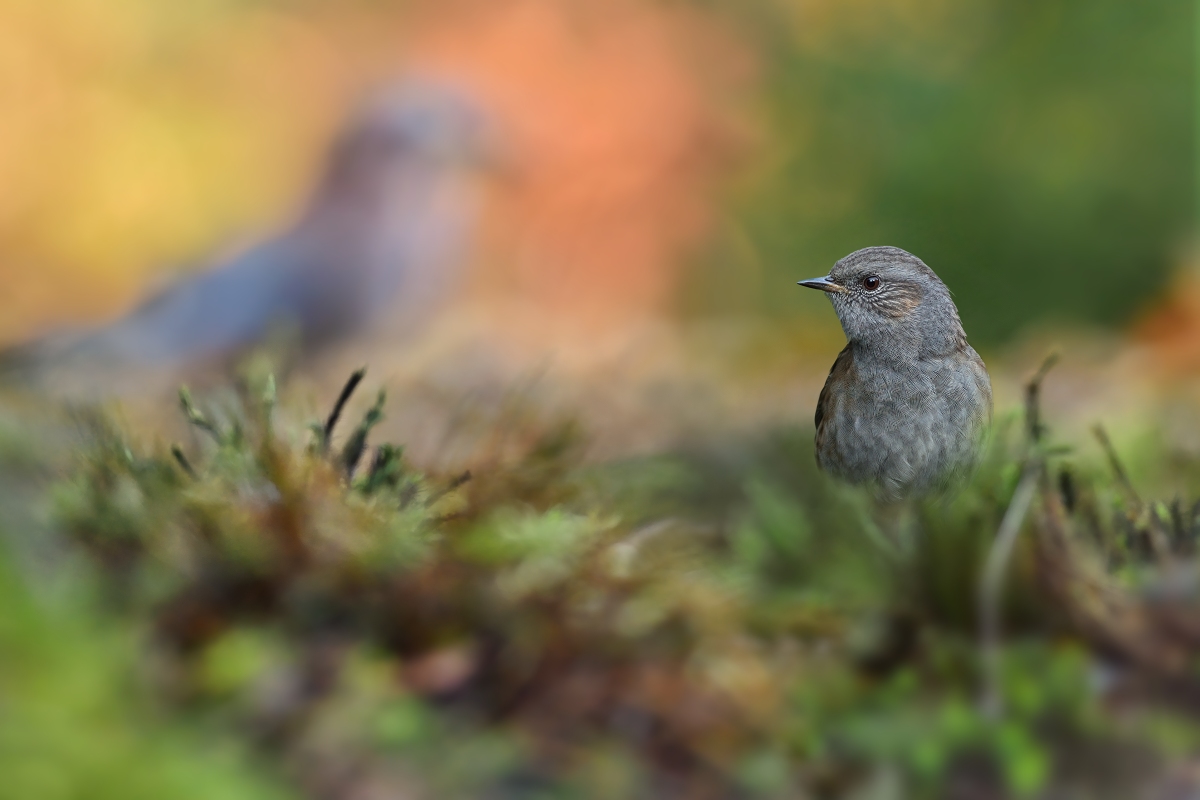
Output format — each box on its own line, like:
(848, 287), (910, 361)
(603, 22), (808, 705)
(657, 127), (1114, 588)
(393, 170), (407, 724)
(0, 1), (1197, 798)
(0, 0), (1190, 356)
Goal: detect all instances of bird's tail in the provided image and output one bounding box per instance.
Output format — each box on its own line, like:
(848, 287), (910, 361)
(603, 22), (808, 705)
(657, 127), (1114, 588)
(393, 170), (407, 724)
(0, 328), (114, 389)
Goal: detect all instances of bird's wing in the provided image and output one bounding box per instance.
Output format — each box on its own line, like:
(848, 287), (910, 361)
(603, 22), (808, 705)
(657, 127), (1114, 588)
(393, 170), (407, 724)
(815, 343), (854, 431)
(966, 346), (994, 425)
(75, 236), (309, 365)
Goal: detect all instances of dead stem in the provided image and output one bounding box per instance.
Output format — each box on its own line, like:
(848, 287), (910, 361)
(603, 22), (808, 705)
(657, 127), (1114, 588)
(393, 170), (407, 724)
(978, 461), (1040, 718)
(322, 367), (366, 454)
(978, 352), (1057, 718)
(170, 444), (198, 479)
(1092, 423), (1142, 510)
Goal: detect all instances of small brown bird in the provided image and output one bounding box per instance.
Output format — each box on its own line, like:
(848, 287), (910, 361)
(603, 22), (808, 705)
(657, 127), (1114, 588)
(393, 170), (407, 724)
(799, 246), (992, 498)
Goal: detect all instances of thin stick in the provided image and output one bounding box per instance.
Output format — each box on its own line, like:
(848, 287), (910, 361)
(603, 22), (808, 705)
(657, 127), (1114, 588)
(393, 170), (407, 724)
(170, 444), (198, 479)
(424, 470), (473, 507)
(978, 353), (1057, 717)
(978, 461), (1040, 718)
(340, 388), (386, 479)
(322, 367), (366, 453)
(1025, 353), (1059, 443)
(1092, 423), (1143, 510)
(178, 386), (222, 444)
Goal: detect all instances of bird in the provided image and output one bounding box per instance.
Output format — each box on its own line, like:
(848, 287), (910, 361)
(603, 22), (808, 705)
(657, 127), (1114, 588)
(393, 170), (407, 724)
(798, 246), (992, 498)
(2, 78), (495, 378)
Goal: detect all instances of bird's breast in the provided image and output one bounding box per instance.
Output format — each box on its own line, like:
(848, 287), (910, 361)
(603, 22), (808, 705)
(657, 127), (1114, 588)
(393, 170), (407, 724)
(815, 349), (990, 496)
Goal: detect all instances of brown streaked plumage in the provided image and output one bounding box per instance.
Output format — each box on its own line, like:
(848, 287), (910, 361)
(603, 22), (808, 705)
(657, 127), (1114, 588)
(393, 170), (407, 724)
(800, 246), (992, 498)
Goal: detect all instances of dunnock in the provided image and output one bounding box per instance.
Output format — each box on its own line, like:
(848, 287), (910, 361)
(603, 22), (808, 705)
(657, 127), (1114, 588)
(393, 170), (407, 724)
(799, 246), (992, 498)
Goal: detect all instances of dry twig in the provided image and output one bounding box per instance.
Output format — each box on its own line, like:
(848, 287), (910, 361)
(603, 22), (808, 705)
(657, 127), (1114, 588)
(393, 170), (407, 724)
(322, 367), (366, 454)
(978, 352), (1057, 717)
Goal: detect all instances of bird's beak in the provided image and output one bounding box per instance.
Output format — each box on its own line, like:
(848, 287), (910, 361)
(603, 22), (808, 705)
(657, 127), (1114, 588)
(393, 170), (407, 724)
(797, 276), (846, 293)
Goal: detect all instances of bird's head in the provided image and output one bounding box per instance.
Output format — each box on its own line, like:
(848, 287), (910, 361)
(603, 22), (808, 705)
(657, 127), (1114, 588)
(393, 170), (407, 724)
(319, 78), (504, 199)
(798, 246), (965, 355)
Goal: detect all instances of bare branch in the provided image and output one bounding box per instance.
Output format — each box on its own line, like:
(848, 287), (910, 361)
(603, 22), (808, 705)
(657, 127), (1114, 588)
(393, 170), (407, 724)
(1092, 423), (1142, 510)
(978, 352), (1057, 717)
(979, 461), (1040, 718)
(322, 367), (366, 454)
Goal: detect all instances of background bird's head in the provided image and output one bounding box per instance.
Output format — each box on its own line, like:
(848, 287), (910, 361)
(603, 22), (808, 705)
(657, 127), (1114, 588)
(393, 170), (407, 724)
(799, 246), (966, 354)
(316, 79), (501, 206)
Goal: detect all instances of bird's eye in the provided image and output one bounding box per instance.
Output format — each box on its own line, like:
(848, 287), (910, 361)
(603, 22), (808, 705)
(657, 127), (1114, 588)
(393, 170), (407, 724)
(862, 275), (881, 291)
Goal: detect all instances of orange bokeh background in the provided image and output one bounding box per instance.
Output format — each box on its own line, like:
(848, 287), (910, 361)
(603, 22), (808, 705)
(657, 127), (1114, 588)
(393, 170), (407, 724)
(0, 0), (751, 347)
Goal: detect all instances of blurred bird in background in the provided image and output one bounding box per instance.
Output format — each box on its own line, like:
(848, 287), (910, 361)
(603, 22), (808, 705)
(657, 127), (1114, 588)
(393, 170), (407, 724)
(2, 78), (494, 382)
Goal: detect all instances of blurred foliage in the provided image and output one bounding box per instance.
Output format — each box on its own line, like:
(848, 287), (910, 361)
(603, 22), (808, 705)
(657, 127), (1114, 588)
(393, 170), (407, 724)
(0, 538), (293, 799)
(694, 0), (1192, 343)
(9, 365), (1200, 797)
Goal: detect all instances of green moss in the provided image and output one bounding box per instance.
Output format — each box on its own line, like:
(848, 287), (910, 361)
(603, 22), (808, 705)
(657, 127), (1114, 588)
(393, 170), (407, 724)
(8, 368), (1200, 797)
(0, 545), (293, 800)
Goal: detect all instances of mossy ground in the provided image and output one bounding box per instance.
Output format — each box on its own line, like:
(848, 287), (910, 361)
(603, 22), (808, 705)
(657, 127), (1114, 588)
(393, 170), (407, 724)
(5, 361), (1200, 799)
